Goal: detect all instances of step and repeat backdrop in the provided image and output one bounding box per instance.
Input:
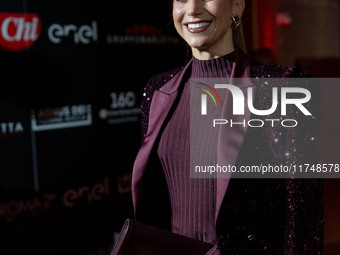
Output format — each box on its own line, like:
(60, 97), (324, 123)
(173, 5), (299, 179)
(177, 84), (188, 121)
(0, 0), (186, 254)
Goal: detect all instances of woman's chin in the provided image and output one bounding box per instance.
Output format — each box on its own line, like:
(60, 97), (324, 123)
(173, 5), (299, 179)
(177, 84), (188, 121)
(187, 42), (209, 53)
(185, 37), (210, 49)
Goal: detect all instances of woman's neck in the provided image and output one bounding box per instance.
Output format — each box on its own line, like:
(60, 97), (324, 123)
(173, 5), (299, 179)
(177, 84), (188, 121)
(192, 47), (235, 60)
(191, 50), (236, 78)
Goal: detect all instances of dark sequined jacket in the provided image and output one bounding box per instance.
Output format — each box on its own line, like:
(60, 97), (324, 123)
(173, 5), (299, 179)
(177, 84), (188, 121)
(132, 49), (324, 255)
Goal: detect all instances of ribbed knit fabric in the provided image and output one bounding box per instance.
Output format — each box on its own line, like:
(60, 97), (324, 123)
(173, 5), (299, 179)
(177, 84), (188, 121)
(157, 52), (235, 245)
(191, 51), (234, 78)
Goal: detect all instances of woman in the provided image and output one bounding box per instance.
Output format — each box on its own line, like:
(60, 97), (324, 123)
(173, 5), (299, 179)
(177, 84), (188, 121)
(132, 0), (324, 254)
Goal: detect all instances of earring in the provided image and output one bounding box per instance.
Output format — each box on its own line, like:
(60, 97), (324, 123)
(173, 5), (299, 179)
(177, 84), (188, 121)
(230, 16), (241, 30)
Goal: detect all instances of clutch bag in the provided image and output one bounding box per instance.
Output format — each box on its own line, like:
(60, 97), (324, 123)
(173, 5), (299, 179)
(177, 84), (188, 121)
(110, 218), (213, 255)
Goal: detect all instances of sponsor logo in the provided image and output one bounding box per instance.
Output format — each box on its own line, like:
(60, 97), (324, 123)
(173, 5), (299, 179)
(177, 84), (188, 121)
(48, 20), (98, 44)
(117, 173), (132, 194)
(106, 23), (180, 46)
(30, 105), (92, 192)
(0, 177), (110, 219)
(0, 12), (41, 51)
(31, 104), (92, 132)
(63, 178), (110, 208)
(0, 193), (57, 218)
(0, 122), (24, 137)
(99, 91), (141, 125)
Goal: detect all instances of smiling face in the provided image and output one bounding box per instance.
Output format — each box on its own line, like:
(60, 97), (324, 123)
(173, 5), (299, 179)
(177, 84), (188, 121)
(173, 0), (244, 60)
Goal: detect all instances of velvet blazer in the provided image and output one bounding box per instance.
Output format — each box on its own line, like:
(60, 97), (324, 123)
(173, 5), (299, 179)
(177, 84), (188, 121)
(131, 49), (324, 255)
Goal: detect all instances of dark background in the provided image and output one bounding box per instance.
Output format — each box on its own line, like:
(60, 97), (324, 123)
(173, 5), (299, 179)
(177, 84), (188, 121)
(1, 0), (340, 254)
(0, 1), (186, 254)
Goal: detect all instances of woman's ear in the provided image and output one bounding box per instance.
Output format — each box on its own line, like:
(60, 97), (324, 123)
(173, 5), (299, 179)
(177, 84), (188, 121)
(232, 0), (246, 18)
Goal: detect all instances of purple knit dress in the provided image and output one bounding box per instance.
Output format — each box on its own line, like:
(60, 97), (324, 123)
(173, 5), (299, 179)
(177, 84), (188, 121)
(157, 52), (234, 245)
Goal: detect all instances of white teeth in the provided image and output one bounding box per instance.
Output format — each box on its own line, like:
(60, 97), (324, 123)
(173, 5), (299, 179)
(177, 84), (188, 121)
(187, 22), (210, 29)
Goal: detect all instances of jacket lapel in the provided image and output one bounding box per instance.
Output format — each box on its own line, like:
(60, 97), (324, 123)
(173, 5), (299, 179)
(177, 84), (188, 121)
(215, 50), (255, 222)
(132, 49), (255, 226)
(132, 60), (192, 217)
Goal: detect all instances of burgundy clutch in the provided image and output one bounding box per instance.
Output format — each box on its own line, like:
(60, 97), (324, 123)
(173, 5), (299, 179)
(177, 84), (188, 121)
(110, 219), (213, 255)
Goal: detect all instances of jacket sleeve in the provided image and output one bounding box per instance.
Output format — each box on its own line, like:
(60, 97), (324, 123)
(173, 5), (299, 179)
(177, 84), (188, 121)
(139, 67), (183, 143)
(283, 67), (324, 255)
(140, 81), (155, 144)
